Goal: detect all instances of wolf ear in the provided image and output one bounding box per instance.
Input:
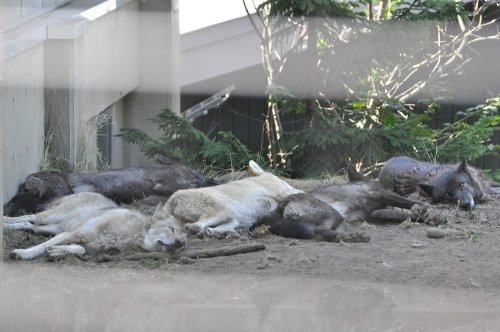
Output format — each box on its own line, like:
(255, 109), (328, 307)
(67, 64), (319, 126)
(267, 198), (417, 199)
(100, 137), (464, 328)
(248, 160), (264, 177)
(345, 164), (365, 182)
(458, 158), (470, 174)
(418, 183), (434, 197)
(153, 203), (166, 219)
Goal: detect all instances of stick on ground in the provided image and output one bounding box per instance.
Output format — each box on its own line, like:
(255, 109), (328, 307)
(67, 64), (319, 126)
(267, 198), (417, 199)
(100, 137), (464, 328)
(123, 242), (266, 261)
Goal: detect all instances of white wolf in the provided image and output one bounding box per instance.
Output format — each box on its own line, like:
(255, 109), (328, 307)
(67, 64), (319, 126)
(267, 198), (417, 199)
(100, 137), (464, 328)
(164, 160), (303, 236)
(4, 192), (186, 260)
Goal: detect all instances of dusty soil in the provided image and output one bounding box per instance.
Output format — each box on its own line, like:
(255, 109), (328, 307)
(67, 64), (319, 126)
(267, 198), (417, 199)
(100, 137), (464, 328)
(3, 191), (500, 291)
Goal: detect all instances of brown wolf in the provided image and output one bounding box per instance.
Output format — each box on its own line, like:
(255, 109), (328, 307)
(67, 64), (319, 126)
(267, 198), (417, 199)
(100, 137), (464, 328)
(4, 160), (216, 217)
(379, 156), (493, 209)
(4, 192), (186, 260)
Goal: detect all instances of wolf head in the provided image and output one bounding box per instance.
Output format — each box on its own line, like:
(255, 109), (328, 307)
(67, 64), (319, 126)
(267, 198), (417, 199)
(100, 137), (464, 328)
(142, 204), (187, 253)
(4, 171), (73, 216)
(418, 160), (484, 209)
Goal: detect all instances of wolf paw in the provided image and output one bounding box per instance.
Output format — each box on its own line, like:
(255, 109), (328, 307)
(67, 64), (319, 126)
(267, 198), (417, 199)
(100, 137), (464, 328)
(9, 249), (31, 260)
(196, 227), (218, 240)
(339, 232), (371, 243)
(185, 223), (202, 234)
(196, 228), (240, 240)
(410, 204), (429, 223)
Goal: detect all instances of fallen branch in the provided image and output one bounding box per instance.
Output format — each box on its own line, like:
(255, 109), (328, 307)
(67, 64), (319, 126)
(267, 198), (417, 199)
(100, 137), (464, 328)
(123, 242), (266, 261)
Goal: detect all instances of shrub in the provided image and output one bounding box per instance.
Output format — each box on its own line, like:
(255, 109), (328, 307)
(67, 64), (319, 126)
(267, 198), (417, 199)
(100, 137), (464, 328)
(117, 109), (264, 174)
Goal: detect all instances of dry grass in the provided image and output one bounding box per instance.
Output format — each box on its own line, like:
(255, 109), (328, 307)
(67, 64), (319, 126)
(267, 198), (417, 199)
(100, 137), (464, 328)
(251, 225), (272, 238)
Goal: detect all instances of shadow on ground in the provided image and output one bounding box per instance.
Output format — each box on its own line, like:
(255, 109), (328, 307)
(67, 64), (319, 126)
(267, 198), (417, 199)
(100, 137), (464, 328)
(2, 262), (500, 332)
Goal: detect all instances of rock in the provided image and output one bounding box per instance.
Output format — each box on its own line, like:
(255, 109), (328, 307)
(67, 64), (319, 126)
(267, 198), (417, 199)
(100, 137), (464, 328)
(427, 227), (447, 239)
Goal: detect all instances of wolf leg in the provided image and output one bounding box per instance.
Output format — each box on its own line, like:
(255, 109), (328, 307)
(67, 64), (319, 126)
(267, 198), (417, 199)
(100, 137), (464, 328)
(314, 222), (370, 243)
(3, 215), (36, 224)
(184, 215), (232, 234)
(3, 221), (35, 232)
(9, 232), (75, 260)
(377, 190), (419, 209)
(47, 244), (86, 258)
(4, 221), (64, 236)
(368, 209), (413, 223)
(202, 221), (241, 238)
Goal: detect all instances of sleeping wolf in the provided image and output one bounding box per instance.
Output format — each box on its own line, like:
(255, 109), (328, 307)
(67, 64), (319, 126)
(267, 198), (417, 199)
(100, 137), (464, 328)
(4, 192), (186, 260)
(379, 156), (494, 209)
(253, 166), (426, 242)
(4, 160), (216, 217)
(162, 160), (303, 237)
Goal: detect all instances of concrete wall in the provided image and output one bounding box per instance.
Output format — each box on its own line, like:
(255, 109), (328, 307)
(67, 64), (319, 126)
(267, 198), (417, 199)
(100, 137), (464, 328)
(3, 0), (74, 30)
(122, 0), (180, 167)
(2, 43), (45, 203)
(180, 14), (262, 90)
(1, 0), (148, 204)
(1, 0), (181, 203)
(1, 5), (4, 258)
(45, 0), (139, 170)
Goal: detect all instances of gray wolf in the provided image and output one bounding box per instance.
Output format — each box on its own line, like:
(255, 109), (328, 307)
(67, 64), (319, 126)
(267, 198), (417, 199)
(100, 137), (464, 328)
(252, 193), (371, 242)
(4, 192), (186, 260)
(253, 166), (424, 241)
(379, 156), (492, 209)
(162, 161), (303, 237)
(4, 160), (217, 217)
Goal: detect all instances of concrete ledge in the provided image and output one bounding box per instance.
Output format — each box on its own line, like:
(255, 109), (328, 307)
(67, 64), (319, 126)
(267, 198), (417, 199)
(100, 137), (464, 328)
(3, 0), (135, 60)
(47, 18), (88, 39)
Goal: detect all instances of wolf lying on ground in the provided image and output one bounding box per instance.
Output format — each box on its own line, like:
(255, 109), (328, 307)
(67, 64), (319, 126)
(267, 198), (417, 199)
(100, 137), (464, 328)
(253, 166), (426, 242)
(4, 192), (186, 260)
(4, 159), (216, 217)
(162, 161), (303, 237)
(379, 156), (496, 209)
(253, 193), (371, 242)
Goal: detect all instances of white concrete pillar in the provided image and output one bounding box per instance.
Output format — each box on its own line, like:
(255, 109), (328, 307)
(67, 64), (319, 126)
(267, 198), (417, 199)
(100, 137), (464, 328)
(1, 3), (4, 259)
(122, 0), (180, 166)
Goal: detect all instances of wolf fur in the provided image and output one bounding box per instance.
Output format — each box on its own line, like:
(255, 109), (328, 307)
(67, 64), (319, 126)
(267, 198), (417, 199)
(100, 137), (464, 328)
(253, 167), (424, 241)
(253, 193), (371, 242)
(4, 160), (216, 216)
(379, 156), (492, 209)
(162, 161), (303, 237)
(4, 192), (186, 260)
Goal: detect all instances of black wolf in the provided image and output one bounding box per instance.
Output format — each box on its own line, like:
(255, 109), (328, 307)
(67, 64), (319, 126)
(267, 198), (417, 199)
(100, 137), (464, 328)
(4, 160), (217, 217)
(379, 156), (492, 209)
(253, 193), (371, 242)
(253, 167), (426, 242)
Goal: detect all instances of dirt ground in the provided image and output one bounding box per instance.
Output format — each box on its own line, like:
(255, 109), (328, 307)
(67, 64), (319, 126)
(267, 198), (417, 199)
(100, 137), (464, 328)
(3, 190), (500, 289)
(2, 188), (500, 331)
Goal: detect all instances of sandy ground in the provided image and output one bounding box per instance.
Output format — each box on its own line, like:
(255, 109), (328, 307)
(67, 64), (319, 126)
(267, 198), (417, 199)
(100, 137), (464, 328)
(2, 192), (500, 331)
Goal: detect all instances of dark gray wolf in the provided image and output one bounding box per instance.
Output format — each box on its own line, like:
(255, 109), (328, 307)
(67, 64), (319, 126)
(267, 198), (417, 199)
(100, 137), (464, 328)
(379, 156), (494, 209)
(4, 160), (217, 217)
(252, 167), (425, 242)
(4, 192), (186, 260)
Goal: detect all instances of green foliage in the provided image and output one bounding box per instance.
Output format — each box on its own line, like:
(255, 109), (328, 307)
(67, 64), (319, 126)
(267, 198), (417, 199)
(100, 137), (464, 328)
(118, 109), (263, 173)
(118, 109), (209, 166)
(201, 131), (265, 173)
(391, 0), (467, 20)
(483, 169), (500, 182)
(281, 96), (499, 177)
(259, 0), (356, 17)
(433, 97), (500, 162)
